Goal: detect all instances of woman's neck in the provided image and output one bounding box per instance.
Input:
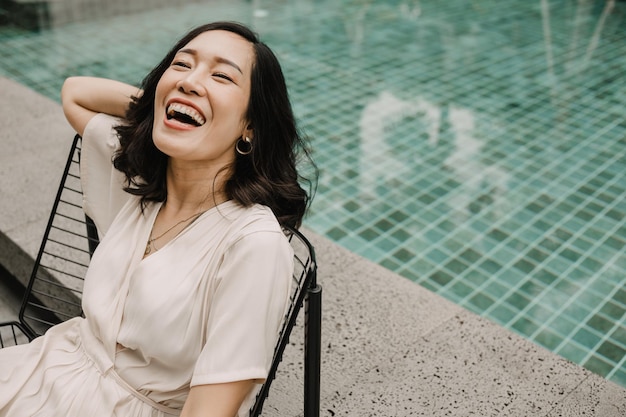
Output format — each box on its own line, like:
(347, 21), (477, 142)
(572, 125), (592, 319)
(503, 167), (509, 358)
(164, 161), (230, 215)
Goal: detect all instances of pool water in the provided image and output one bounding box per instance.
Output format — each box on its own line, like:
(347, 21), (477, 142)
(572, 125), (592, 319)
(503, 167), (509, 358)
(1, 0), (625, 386)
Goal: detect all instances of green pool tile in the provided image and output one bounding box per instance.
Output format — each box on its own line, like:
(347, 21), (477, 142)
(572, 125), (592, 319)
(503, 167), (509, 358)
(549, 316), (579, 338)
(459, 248), (483, 264)
(491, 245), (520, 266)
(489, 303), (517, 325)
(441, 237), (465, 254)
(390, 228), (412, 243)
(380, 257), (402, 272)
(600, 301), (626, 322)
(578, 291), (606, 312)
(583, 355), (614, 378)
(574, 327), (604, 349)
(443, 258), (470, 275)
(430, 270), (455, 287)
(450, 281), (475, 299)
(420, 279), (440, 293)
(464, 269), (491, 287)
(359, 245), (387, 263)
(327, 226), (349, 241)
(519, 280), (546, 298)
(605, 235), (625, 251)
(533, 268), (559, 286)
(408, 257), (437, 276)
(514, 258), (538, 275)
(534, 329), (564, 351)
(512, 317), (541, 337)
(597, 340), (626, 365)
(392, 248), (416, 263)
(498, 268), (528, 287)
(358, 228), (380, 242)
(563, 303), (593, 323)
(559, 247), (582, 263)
(526, 304), (555, 324)
(425, 248), (449, 264)
(466, 292), (495, 311)
(570, 236), (595, 252)
(587, 314), (617, 334)
(478, 258), (504, 275)
(557, 342), (589, 365)
(505, 293), (532, 311)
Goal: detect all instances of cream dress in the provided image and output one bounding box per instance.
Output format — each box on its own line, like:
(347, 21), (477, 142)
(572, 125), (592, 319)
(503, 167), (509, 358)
(0, 114), (293, 417)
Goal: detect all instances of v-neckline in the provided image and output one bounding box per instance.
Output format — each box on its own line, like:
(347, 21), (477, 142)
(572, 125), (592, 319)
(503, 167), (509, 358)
(140, 199), (234, 261)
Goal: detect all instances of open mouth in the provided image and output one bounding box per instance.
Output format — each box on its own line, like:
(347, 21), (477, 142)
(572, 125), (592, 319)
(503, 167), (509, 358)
(166, 102), (206, 127)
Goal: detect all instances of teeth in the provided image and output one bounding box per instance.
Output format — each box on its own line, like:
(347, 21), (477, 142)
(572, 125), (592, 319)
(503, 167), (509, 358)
(167, 102), (206, 126)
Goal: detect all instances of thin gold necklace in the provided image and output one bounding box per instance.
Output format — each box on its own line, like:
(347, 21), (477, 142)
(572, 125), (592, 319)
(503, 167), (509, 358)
(144, 210), (205, 255)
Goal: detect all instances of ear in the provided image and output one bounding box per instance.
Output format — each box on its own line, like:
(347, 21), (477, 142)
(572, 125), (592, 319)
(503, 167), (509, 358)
(243, 126), (254, 141)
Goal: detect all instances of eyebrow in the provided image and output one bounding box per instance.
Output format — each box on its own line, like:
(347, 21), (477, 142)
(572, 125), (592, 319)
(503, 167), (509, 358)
(177, 48), (243, 74)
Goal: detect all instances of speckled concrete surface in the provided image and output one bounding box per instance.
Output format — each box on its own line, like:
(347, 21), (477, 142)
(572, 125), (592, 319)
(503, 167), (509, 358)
(1, 76), (625, 416)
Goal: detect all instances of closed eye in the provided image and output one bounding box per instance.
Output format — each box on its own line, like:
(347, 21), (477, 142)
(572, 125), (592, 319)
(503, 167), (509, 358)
(214, 72), (234, 83)
(172, 61), (191, 69)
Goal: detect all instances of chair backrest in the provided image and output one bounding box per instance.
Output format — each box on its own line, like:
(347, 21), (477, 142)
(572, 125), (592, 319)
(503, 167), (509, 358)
(15, 134), (95, 339)
(250, 227), (320, 417)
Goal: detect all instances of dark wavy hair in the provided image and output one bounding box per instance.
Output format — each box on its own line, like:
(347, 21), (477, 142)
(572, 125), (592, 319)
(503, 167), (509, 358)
(113, 21), (316, 228)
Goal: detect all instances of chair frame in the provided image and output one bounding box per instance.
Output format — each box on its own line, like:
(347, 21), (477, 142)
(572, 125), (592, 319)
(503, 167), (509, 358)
(251, 227), (321, 417)
(0, 134), (93, 345)
(0, 135), (322, 417)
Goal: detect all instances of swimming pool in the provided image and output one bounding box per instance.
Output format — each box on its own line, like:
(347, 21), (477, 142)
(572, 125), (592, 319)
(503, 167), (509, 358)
(1, 0), (625, 386)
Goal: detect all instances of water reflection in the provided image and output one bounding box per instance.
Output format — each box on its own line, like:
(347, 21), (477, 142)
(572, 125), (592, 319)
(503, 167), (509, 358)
(358, 91), (509, 221)
(358, 91), (441, 200)
(443, 106), (509, 221)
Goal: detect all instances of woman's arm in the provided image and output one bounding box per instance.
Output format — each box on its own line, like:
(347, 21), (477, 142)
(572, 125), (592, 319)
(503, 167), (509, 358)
(61, 76), (141, 136)
(180, 381), (255, 417)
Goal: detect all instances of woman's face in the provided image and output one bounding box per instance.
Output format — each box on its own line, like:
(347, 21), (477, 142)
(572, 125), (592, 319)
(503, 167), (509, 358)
(152, 30), (254, 168)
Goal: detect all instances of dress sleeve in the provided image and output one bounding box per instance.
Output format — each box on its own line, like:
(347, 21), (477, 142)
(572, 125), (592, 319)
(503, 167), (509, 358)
(191, 228), (294, 385)
(80, 113), (130, 237)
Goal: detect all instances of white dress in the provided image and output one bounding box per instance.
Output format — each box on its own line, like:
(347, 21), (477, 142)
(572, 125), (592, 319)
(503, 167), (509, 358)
(0, 114), (293, 417)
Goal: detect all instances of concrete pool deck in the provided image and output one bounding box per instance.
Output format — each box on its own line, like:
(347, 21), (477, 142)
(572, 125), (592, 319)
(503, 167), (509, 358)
(0, 76), (625, 416)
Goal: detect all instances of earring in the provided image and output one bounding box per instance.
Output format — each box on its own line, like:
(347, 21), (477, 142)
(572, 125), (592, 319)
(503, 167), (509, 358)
(236, 136), (253, 155)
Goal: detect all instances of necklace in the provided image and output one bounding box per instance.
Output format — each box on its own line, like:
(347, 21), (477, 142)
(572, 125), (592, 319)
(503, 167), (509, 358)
(144, 210), (205, 255)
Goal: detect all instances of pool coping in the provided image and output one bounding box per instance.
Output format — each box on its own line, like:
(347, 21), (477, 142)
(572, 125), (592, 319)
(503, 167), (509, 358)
(1, 76), (624, 416)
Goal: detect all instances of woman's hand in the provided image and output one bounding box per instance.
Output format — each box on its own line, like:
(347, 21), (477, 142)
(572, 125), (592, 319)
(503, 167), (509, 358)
(180, 380), (255, 417)
(61, 76), (142, 136)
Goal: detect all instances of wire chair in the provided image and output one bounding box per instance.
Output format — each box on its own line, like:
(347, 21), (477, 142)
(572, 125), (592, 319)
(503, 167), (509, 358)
(0, 134), (94, 346)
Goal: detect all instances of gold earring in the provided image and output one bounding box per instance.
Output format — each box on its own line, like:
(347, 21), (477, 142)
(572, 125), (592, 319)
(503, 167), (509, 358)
(236, 136), (253, 155)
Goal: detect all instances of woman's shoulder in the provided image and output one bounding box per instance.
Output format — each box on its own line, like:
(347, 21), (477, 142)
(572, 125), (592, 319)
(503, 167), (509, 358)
(81, 113), (124, 158)
(222, 202), (286, 242)
(83, 113), (123, 138)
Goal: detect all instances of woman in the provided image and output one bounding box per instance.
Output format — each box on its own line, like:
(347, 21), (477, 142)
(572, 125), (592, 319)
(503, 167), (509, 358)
(0, 21), (314, 417)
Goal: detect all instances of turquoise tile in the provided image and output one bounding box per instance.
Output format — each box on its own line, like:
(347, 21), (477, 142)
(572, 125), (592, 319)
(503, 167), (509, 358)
(609, 368), (626, 387)
(534, 329), (564, 351)
(557, 342), (589, 365)
(583, 355), (614, 378)
(573, 327), (602, 349)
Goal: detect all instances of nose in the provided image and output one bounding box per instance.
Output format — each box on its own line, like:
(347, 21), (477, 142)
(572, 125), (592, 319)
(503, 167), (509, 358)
(177, 71), (204, 96)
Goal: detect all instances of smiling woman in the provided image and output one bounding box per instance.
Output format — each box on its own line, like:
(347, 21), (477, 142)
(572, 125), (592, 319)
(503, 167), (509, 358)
(0, 21), (316, 417)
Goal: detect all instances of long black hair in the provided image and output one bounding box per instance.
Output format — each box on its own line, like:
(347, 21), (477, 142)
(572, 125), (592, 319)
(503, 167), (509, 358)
(113, 21), (316, 229)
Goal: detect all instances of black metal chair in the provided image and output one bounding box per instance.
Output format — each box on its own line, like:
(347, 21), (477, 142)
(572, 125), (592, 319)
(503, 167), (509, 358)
(0, 134), (94, 345)
(0, 134), (321, 417)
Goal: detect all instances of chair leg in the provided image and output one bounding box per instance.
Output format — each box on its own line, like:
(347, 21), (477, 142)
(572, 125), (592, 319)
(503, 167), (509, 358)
(304, 283), (322, 417)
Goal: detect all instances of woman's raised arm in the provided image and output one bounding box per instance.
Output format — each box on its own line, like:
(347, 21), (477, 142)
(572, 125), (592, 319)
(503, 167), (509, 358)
(61, 76), (141, 136)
